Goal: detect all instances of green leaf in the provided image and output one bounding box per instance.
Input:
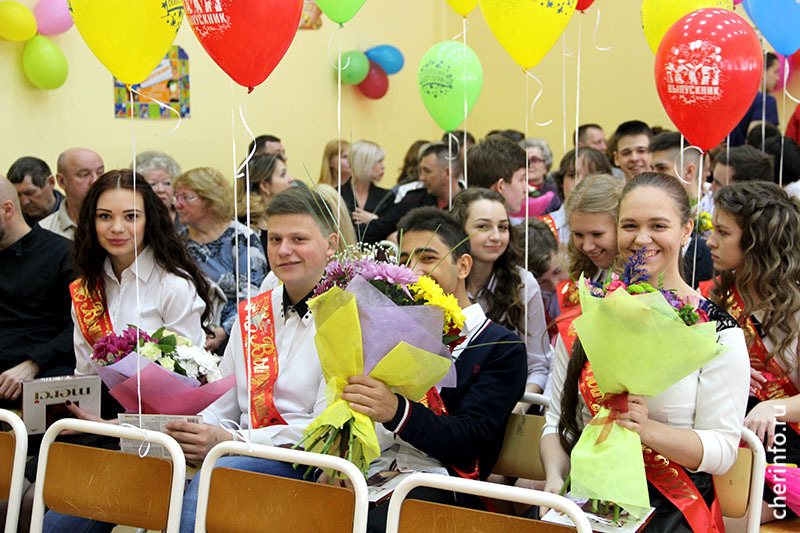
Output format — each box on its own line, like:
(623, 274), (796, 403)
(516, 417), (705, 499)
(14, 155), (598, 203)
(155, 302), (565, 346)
(172, 361), (187, 377)
(152, 327), (166, 339)
(161, 334), (177, 347)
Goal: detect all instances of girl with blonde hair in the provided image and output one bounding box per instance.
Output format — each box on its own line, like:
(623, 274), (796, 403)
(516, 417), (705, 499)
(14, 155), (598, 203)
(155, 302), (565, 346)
(318, 139), (350, 187)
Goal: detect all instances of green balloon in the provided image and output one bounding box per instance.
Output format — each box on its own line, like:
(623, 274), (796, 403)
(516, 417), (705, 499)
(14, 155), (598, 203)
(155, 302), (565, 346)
(337, 50), (369, 85)
(315, 0), (367, 24)
(418, 41), (483, 132)
(23, 35), (68, 90)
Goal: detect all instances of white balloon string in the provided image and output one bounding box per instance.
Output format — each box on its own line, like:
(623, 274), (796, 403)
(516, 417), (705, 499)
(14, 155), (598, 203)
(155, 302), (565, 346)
(229, 83), (246, 444)
(128, 87), (143, 426)
(337, 23), (343, 234)
(674, 144), (703, 186)
(561, 34), (568, 154)
(119, 423), (152, 458)
(592, 9), (611, 52)
(236, 99), (257, 446)
(463, 15), (469, 187)
(691, 153), (704, 288)
(524, 69), (552, 127)
(219, 419), (254, 452)
(327, 24), (350, 70)
(448, 133), (453, 209)
(451, 15), (470, 40)
(127, 86), (182, 137)
(523, 72), (529, 361)
(762, 48), (767, 152)
(575, 14), (582, 161)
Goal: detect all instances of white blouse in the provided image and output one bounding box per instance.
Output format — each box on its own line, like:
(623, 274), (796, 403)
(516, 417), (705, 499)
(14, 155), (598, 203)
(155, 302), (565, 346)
(469, 267), (553, 389)
(201, 284), (327, 446)
(543, 322), (750, 476)
(73, 246), (206, 374)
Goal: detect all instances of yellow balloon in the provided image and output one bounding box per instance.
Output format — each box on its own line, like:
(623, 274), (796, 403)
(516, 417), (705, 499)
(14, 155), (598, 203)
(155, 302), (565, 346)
(641, 0), (733, 55)
(68, 0), (184, 86)
(446, 0), (478, 16)
(478, 0), (575, 69)
(0, 1), (37, 42)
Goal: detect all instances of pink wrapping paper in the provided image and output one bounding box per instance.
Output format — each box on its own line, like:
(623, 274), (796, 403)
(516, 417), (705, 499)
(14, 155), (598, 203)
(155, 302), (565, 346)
(765, 464), (800, 516)
(88, 352), (234, 415)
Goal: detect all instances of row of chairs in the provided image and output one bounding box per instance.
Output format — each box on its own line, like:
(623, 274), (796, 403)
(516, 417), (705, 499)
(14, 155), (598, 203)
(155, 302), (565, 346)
(0, 393), (769, 532)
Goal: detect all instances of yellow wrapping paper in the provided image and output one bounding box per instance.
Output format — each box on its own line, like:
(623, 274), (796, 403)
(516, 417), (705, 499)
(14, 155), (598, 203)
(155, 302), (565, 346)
(568, 277), (727, 517)
(303, 286), (452, 472)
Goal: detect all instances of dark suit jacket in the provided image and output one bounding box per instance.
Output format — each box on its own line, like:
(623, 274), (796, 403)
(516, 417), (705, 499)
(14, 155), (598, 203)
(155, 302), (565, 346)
(383, 319), (527, 479)
(684, 232), (714, 288)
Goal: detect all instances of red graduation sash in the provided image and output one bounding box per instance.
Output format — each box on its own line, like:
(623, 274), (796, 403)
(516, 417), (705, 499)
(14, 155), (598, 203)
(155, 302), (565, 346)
(700, 280), (800, 437)
(578, 363), (725, 533)
(69, 279), (114, 346)
(555, 279), (581, 355)
(729, 287), (800, 437)
(538, 214), (559, 241)
(238, 290), (287, 429)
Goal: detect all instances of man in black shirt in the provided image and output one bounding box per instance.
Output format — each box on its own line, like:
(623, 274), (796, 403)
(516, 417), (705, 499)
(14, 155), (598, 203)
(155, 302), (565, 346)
(0, 175), (74, 406)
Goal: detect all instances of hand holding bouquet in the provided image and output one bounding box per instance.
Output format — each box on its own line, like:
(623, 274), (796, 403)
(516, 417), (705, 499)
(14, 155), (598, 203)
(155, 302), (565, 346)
(294, 244), (464, 479)
(568, 249), (726, 518)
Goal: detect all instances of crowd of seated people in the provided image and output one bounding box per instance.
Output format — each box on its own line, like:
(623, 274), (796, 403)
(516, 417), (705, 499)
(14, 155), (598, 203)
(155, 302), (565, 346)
(1, 118), (799, 530)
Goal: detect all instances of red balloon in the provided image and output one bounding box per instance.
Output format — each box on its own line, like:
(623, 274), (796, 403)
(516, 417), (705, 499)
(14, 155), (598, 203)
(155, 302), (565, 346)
(184, 0), (303, 92)
(357, 61), (389, 99)
(576, 0), (595, 11)
(655, 8), (762, 151)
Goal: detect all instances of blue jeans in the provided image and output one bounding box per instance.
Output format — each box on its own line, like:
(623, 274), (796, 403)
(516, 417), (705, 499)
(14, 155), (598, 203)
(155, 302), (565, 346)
(42, 511), (114, 533)
(180, 456), (311, 533)
(42, 456), (308, 533)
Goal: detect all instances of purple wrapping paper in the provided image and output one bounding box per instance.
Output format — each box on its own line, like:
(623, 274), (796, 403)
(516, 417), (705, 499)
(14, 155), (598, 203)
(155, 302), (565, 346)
(347, 276), (457, 388)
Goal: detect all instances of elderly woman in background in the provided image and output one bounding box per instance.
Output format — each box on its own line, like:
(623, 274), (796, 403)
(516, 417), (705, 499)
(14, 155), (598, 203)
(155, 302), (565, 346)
(174, 168), (267, 352)
(340, 140), (395, 243)
(133, 151), (182, 227)
(318, 139), (351, 187)
(520, 138), (560, 214)
(236, 153), (294, 253)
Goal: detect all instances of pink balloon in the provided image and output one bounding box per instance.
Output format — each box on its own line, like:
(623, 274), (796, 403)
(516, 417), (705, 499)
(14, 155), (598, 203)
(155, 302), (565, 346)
(34, 0), (73, 36)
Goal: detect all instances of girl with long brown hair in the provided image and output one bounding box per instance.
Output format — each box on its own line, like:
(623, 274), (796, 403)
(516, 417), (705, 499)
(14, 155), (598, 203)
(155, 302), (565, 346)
(451, 188), (551, 395)
(705, 181), (800, 523)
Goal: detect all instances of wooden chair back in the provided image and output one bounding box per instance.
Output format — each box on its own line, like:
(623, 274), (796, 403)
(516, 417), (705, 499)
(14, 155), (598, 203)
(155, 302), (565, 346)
(205, 468), (356, 533)
(43, 442), (174, 531)
(493, 413), (547, 480)
(397, 500), (577, 533)
(0, 432), (14, 500)
(714, 446), (753, 519)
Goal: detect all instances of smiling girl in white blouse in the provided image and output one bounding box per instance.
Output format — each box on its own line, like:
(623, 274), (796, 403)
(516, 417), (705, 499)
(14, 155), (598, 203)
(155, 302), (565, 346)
(70, 170), (211, 376)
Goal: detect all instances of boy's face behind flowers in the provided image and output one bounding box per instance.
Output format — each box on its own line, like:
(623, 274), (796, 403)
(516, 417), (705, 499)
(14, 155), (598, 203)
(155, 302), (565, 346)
(399, 231), (465, 296)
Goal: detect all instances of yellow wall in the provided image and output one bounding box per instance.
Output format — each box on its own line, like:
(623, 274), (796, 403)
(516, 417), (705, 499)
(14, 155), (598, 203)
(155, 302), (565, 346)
(2, 1), (797, 186)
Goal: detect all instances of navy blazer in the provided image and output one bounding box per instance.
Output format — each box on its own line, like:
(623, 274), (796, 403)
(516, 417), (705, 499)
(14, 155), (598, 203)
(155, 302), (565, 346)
(384, 319), (527, 478)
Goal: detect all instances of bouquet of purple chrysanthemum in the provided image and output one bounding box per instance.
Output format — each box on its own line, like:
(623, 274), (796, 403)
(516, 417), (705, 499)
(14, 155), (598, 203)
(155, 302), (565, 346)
(295, 244), (463, 479)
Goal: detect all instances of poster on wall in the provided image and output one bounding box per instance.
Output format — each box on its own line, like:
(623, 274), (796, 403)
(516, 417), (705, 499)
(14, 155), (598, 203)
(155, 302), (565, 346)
(300, 0), (323, 30)
(114, 46), (190, 119)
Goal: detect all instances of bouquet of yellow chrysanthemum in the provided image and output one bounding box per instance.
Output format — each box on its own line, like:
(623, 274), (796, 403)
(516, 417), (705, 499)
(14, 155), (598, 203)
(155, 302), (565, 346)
(295, 246), (464, 479)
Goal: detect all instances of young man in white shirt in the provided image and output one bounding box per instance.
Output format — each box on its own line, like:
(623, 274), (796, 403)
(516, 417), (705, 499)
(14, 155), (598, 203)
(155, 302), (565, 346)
(166, 186), (339, 533)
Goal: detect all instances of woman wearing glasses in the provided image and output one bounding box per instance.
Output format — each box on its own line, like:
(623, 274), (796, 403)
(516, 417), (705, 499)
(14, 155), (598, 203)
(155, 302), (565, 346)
(174, 168), (267, 353)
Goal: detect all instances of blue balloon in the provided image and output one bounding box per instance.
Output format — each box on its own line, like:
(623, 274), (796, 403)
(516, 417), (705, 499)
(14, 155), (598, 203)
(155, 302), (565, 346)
(365, 45), (404, 75)
(744, 0), (800, 56)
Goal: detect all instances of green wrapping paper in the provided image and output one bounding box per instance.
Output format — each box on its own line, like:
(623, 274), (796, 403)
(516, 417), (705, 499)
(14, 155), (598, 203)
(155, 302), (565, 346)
(568, 277), (727, 517)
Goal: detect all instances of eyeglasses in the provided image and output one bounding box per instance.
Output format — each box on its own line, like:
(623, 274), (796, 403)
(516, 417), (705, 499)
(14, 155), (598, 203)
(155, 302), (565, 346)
(173, 194), (198, 206)
(528, 157), (545, 165)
